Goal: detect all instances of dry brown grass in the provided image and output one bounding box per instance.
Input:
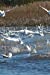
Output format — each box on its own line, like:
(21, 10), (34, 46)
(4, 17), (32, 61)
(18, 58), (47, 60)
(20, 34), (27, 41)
(0, 1), (50, 26)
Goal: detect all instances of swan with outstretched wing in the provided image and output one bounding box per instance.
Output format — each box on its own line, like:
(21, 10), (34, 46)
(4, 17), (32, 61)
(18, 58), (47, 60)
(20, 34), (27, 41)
(39, 5), (50, 15)
(0, 6), (17, 17)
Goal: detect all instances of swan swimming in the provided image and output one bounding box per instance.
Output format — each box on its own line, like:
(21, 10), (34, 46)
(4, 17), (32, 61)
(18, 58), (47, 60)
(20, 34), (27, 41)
(1, 35), (20, 42)
(1, 34), (24, 45)
(26, 45), (31, 52)
(39, 5), (50, 15)
(1, 52), (12, 58)
(26, 45), (37, 54)
(47, 39), (50, 46)
(10, 27), (34, 35)
(39, 31), (44, 36)
(0, 6), (17, 17)
(32, 44), (37, 54)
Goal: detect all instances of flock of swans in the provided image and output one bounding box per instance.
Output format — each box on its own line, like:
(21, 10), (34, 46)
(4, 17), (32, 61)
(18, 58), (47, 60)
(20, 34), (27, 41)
(0, 25), (50, 58)
(0, 5), (50, 58)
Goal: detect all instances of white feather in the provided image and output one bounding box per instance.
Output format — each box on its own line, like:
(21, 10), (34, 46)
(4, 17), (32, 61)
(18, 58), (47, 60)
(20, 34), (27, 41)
(40, 5), (48, 12)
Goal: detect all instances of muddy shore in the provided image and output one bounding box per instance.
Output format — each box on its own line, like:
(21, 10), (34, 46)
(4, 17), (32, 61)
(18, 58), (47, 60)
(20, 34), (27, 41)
(0, 1), (50, 26)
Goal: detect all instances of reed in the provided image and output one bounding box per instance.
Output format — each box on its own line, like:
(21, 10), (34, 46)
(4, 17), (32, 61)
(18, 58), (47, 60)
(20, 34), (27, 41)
(0, 1), (50, 26)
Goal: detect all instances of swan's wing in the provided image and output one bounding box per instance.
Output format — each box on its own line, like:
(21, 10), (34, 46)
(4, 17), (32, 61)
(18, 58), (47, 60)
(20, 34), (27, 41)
(5, 6), (17, 13)
(39, 5), (48, 12)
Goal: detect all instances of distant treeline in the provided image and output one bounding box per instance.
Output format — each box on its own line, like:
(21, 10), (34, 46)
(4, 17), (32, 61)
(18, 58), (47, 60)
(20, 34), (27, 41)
(0, 0), (50, 6)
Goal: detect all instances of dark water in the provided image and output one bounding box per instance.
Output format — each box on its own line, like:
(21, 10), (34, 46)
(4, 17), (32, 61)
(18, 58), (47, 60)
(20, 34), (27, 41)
(0, 26), (50, 75)
(0, 58), (50, 75)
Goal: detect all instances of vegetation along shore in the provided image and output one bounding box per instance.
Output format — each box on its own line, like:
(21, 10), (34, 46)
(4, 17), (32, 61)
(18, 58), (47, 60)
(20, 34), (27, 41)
(0, 1), (50, 26)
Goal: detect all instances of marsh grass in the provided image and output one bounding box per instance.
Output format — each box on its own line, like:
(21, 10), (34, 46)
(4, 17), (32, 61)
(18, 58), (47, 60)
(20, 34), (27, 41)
(0, 1), (50, 26)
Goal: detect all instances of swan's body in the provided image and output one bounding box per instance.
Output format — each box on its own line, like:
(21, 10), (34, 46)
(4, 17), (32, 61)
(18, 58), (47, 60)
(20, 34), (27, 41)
(1, 34), (24, 45)
(10, 27), (34, 35)
(2, 52), (12, 58)
(24, 27), (34, 35)
(32, 49), (37, 54)
(20, 40), (24, 45)
(40, 31), (44, 36)
(32, 44), (37, 54)
(26, 45), (31, 52)
(26, 45), (37, 54)
(1, 38), (5, 42)
(2, 35), (20, 42)
(37, 25), (44, 36)
(47, 39), (50, 45)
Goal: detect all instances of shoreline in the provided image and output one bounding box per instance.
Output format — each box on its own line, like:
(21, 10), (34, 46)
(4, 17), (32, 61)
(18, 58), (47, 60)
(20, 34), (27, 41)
(0, 1), (50, 26)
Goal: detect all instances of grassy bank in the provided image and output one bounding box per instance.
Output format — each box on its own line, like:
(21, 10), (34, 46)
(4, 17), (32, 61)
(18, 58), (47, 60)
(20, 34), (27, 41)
(0, 1), (50, 26)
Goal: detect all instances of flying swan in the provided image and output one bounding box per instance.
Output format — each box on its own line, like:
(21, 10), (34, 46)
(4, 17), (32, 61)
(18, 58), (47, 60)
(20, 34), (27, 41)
(39, 5), (50, 15)
(0, 6), (17, 17)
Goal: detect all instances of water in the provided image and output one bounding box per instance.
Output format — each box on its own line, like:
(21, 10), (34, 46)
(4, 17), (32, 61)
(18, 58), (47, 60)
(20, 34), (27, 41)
(0, 58), (50, 75)
(0, 26), (50, 75)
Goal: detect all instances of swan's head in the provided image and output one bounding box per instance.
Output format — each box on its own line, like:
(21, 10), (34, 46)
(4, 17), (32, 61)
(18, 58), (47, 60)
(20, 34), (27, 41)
(8, 52), (12, 58)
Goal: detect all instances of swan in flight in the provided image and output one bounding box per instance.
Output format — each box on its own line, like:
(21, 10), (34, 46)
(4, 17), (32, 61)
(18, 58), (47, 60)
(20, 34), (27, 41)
(39, 5), (50, 15)
(0, 6), (17, 17)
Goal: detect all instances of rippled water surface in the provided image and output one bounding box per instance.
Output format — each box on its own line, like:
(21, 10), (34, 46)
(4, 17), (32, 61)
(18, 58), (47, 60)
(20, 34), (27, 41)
(0, 59), (50, 75)
(0, 26), (50, 75)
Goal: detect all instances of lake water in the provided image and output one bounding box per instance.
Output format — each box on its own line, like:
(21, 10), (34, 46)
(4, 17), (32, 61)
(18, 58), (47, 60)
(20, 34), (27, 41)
(0, 58), (50, 75)
(0, 26), (50, 75)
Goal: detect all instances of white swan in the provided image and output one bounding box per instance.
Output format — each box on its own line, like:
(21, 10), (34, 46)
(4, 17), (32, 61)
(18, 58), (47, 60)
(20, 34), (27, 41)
(40, 31), (44, 36)
(33, 25), (44, 36)
(1, 34), (24, 45)
(26, 45), (31, 52)
(1, 34), (20, 42)
(32, 48), (37, 54)
(19, 38), (24, 45)
(0, 6), (17, 17)
(39, 5), (50, 15)
(1, 38), (5, 42)
(24, 27), (33, 35)
(37, 24), (44, 36)
(2, 52), (12, 58)
(26, 44), (37, 54)
(10, 27), (34, 35)
(38, 24), (42, 30)
(32, 44), (37, 54)
(47, 39), (50, 45)
(20, 40), (24, 45)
